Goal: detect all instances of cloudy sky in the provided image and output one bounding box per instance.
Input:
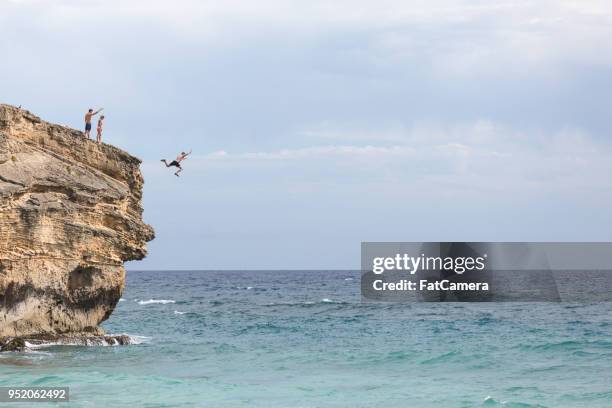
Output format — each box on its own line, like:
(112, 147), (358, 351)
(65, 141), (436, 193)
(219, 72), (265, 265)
(2, 0), (611, 269)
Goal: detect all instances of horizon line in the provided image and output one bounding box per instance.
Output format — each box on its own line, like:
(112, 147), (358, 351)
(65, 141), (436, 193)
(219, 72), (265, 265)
(127, 269), (358, 272)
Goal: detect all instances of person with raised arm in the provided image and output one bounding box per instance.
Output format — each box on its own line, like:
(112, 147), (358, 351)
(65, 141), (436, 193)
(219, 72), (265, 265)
(161, 149), (192, 177)
(84, 107), (103, 139)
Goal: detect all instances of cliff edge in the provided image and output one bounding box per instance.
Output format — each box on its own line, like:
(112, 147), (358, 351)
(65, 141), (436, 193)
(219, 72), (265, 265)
(0, 104), (154, 339)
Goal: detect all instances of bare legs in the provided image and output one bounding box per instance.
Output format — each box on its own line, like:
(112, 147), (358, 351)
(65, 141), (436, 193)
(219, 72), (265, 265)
(160, 159), (183, 176)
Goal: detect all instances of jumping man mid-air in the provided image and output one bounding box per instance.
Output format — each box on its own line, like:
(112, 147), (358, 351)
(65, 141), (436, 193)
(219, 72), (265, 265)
(161, 149), (192, 177)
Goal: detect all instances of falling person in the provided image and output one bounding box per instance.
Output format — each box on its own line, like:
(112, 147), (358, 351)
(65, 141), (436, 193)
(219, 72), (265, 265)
(161, 149), (192, 176)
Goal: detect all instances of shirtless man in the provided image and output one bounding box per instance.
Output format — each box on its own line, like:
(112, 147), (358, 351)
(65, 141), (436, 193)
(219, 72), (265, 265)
(84, 108), (103, 139)
(96, 115), (105, 144)
(161, 149), (192, 177)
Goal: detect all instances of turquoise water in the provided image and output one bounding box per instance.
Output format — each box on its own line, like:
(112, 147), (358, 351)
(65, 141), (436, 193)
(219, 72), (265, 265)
(1, 270), (612, 407)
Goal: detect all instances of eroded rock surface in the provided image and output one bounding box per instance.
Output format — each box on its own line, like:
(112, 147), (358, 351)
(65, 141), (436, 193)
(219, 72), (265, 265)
(0, 104), (154, 339)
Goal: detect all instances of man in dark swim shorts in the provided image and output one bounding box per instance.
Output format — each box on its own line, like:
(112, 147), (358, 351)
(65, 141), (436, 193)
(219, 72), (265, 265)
(161, 149), (192, 177)
(84, 107), (103, 139)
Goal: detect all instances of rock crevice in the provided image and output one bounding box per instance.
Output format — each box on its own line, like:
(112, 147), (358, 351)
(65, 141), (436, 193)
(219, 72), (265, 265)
(0, 104), (154, 338)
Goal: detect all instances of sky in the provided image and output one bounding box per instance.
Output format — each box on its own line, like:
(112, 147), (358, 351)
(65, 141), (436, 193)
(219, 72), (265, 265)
(1, 0), (611, 269)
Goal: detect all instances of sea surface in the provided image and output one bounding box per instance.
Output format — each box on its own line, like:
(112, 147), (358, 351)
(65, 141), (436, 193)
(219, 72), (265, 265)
(1, 270), (612, 407)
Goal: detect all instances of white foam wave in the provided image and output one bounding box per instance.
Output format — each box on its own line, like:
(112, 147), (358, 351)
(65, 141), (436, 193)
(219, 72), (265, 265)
(127, 335), (152, 345)
(19, 349), (53, 356)
(119, 298), (125, 302)
(138, 299), (175, 305)
(23, 334), (147, 348)
(174, 310), (186, 315)
(321, 298), (333, 303)
(25, 340), (114, 349)
(24, 341), (56, 349)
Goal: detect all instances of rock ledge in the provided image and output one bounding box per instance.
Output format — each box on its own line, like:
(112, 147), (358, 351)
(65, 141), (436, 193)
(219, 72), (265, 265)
(0, 104), (154, 342)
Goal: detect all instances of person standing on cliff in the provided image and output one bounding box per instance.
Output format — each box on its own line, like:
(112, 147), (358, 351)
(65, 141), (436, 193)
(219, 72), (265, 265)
(96, 115), (105, 144)
(161, 149), (192, 177)
(84, 108), (103, 139)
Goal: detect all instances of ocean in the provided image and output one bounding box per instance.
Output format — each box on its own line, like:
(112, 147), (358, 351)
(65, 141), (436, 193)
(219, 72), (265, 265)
(1, 270), (612, 407)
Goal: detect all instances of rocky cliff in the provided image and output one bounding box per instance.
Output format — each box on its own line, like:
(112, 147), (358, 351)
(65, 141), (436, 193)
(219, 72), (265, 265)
(0, 104), (154, 340)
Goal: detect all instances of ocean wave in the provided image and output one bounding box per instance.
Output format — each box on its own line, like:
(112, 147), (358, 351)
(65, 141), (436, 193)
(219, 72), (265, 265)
(476, 315), (499, 326)
(138, 299), (176, 305)
(174, 310), (186, 315)
(0, 349), (54, 358)
(419, 350), (460, 365)
(23, 334), (151, 349)
(237, 322), (299, 335)
(264, 299), (348, 307)
(320, 298), (350, 305)
(518, 340), (612, 352)
(483, 395), (498, 405)
(127, 335), (152, 345)
(482, 396), (548, 407)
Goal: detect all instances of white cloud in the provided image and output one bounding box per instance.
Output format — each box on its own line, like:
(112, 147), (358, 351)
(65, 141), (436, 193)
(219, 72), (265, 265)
(3, 0), (612, 73)
(205, 145), (417, 161)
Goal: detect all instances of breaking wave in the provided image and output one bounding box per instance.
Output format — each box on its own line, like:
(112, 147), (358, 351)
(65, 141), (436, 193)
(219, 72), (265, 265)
(138, 299), (176, 305)
(23, 334), (151, 349)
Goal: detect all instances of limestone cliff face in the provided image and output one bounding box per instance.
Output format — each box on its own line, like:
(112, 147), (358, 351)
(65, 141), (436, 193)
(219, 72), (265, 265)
(0, 104), (154, 338)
